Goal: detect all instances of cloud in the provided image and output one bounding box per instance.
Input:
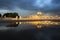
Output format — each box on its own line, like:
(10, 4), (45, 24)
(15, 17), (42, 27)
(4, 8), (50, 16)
(52, 0), (60, 3)
(0, 0), (60, 15)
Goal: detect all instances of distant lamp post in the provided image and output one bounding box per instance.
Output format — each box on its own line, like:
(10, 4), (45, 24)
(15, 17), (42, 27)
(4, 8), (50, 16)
(16, 16), (18, 20)
(4, 16), (6, 18)
(20, 16), (22, 19)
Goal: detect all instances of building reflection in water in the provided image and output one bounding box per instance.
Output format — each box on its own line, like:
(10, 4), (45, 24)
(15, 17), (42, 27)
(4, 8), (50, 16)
(6, 21), (60, 28)
(18, 21), (60, 29)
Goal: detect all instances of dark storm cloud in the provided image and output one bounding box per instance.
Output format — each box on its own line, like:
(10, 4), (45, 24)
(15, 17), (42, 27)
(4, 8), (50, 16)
(0, 0), (35, 10)
(0, 0), (13, 10)
(17, 0), (35, 10)
(49, 0), (60, 12)
(0, 0), (60, 15)
(52, 0), (60, 3)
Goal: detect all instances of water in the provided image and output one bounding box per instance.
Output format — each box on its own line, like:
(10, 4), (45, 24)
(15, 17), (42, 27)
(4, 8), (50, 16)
(0, 21), (60, 40)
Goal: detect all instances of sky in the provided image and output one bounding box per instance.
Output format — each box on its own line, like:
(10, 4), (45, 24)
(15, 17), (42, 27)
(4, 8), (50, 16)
(0, 0), (60, 16)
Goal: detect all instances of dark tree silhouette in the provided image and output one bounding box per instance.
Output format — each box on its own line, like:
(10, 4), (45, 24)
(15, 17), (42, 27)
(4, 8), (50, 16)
(0, 14), (2, 17)
(3, 12), (19, 18)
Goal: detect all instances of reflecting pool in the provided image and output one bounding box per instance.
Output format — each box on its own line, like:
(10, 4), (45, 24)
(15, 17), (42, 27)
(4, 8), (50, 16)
(0, 21), (60, 40)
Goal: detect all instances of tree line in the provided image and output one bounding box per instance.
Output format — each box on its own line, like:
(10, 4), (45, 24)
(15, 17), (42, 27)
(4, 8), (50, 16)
(0, 12), (19, 18)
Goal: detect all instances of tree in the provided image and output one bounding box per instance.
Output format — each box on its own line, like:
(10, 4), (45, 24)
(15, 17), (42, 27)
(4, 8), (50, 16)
(3, 12), (19, 18)
(0, 14), (2, 17)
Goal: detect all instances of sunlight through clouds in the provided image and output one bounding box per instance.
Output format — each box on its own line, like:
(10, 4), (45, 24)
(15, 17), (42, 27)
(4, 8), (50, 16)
(34, 0), (52, 8)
